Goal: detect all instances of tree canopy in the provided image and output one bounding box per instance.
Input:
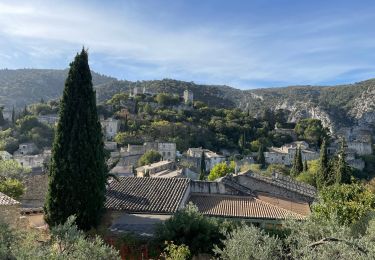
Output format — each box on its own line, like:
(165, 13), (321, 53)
(44, 49), (107, 230)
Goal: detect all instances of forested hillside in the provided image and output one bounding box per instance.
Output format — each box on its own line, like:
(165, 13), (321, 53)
(1, 69), (375, 131)
(0, 69), (115, 107)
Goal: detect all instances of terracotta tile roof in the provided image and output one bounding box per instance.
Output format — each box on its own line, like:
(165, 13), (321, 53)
(105, 177), (190, 213)
(0, 192), (20, 206)
(189, 194), (307, 220)
(257, 194), (311, 216)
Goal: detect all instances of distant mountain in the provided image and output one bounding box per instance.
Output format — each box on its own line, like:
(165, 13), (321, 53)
(0, 69), (115, 108)
(0, 69), (374, 132)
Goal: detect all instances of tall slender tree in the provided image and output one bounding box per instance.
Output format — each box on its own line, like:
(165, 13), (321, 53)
(44, 49), (107, 230)
(257, 144), (266, 169)
(291, 147), (303, 177)
(199, 151), (206, 180)
(11, 106), (15, 125)
(316, 138), (329, 189)
(303, 159), (308, 172)
(335, 138), (352, 184)
(0, 106), (5, 127)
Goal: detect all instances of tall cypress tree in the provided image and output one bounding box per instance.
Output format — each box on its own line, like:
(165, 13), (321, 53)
(316, 138), (329, 189)
(44, 49), (107, 230)
(303, 159), (308, 172)
(335, 138), (351, 184)
(0, 106), (5, 127)
(199, 151), (206, 180)
(11, 106), (15, 125)
(257, 144), (266, 169)
(291, 147), (303, 177)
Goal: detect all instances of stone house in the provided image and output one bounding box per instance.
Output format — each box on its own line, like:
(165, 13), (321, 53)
(37, 114), (59, 125)
(126, 142), (176, 161)
(14, 143), (38, 156)
(186, 147), (226, 172)
(136, 160), (175, 176)
(347, 140), (372, 156)
(104, 141), (118, 151)
(101, 118), (120, 140)
(13, 154), (46, 169)
(103, 176), (312, 235)
(264, 141), (319, 166)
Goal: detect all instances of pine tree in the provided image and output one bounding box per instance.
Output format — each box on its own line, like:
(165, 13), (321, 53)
(335, 139), (352, 184)
(257, 145), (266, 169)
(291, 147), (303, 177)
(44, 49), (107, 230)
(316, 138), (329, 189)
(199, 151), (206, 180)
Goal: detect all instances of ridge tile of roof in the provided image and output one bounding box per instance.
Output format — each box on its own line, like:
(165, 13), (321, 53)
(105, 177), (190, 214)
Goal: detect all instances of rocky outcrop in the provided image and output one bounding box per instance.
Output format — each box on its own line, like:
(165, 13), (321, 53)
(275, 101), (335, 132)
(349, 87), (375, 126)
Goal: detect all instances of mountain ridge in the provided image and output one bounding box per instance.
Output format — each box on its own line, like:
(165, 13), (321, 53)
(0, 68), (374, 131)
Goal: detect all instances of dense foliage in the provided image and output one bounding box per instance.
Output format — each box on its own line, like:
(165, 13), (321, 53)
(138, 150), (162, 166)
(0, 159), (29, 199)
(312, 183), (375, 226)
(155, 203), (234, 256)
(45, 50), (107, 230)
(0, 216), (120, 260)
(207, 161), (235, 181)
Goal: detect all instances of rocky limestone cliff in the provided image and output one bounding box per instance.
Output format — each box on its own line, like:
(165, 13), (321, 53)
(349, 87), (375, 126)
(275, 101), (335, 132)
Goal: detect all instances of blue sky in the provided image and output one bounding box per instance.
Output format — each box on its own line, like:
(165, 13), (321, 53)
(0, 0), (375, 89)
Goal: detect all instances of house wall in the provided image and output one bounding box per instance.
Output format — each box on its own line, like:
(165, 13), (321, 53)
(0, 205), (20, 226)
(348, 141), (373, 155)
(235, 175), (314, 203)
(190, 180), (243, 195)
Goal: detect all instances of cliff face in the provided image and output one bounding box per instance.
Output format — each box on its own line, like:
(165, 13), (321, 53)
(349, 87), (375, 126)
(275, 101), (335, 132)
(238, 79), (375, 133)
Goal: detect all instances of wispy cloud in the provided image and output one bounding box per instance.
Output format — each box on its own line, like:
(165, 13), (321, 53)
(0, 0), (374, 88)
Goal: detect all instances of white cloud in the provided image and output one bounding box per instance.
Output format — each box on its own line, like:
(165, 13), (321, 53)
(0, 0), (374, 88)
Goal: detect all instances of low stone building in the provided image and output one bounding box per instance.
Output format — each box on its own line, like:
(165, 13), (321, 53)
(136, 160), (175, 176)
(347, 140), (372, 156)
(265, 141), (319, 166)
(14, 154), (46, 169)
(126, 142), (176, 161)
(37, 114), (59, 125)
(103, 175), (313, 235)
(186, 147), (226, 172)
(14, 143), (38, 156)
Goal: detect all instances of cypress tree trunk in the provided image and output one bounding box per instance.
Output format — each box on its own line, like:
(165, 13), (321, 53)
(44, 49), (107, 230)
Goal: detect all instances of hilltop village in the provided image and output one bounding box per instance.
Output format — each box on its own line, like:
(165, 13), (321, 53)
(1, 70), (375, 258)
